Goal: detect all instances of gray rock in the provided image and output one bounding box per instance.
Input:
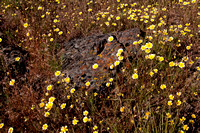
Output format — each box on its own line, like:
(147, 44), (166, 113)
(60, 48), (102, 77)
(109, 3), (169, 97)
(62, 28), (142, 90)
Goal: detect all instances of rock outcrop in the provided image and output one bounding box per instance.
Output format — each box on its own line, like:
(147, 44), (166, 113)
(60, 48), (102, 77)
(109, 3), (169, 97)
(0, 40), (29, 81)
(62, 28), (143, 90)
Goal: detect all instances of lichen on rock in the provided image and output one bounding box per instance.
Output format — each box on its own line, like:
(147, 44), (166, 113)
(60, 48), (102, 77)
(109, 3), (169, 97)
(62, 28), (142, 90)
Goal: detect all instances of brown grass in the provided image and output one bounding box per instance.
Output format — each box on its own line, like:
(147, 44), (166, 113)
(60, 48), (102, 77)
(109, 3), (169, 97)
(0, 0), (199, 132)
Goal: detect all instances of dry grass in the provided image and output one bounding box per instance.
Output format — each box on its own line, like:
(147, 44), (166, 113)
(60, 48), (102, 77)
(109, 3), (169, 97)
(0, 0), (199, 132)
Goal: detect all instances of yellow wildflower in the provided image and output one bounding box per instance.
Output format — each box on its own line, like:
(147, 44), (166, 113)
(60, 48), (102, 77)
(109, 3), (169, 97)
(191, 114), (196, 118)
(153, 69), (158, 73)
(15, 57), (20, 61)
(186, 46), (191, 50)
(55, 71), (61, 76)
(177, 92), (181, 96)
(178, 24), (182, 28)
(169, 61), (175, 67)
(53, 19), (58, 23)
(94, 92), (98, 96)
(178, 130), (184, 133)
(141, 45), (146, 51)
(166, 113), (171, 118)
(133, 41), (138, 45)
(134, 69), (137, 73)
(106, 82), (110, 87)
(168, 37), (173, 42)
(41, 15), (45, 18)
(114, 61), (120, 66)
(118, 56), (124, 61)
(88, 8), (92, 12)
(24, 23), (28, 28)
(176, 100), (181, 106)
(182, 125), (189, 131)
(148, 54), (155, 60)
(108, 36), (114, 42)
(170, 120), (174, 125)
(93, 125), (98, 130)
(110, 64), (114, 69)
(58, 31), (63, 35)
(116, 52), (121, 57)
(178, 62), (185, 68)
(145, 49), (151, 54)
(169, 94), (174, 100)
(146, 111), (150, 116)
(42, 124), (48, 130)
(191, 0), (196, 3)
(118, 48), (123, 54)
(150, 71), (154, 77)
(112, 23), (117, 26)
(116, 16), (120, 20)
(105, 21), (110, 26)
(83, 116), (88, 123)
(145, 42), (153, 49)
(138, 39), (143, 44)
(182, 56), (189, 62)
(72, 118), (79, 125)
(120, 106), (125, 112)
(61, 126), (68, 132)
(185, 23), (190, 26)
(0, 123), (4, 128)
(189, 120), (194, 124)
(92, 63), (98, 69)
(47, 85), (53, 91)
(60, 103), (66, 109)
(83, 110), (89, 116)
(149, 24), (155, 30)
(49, 97), (56, 102)
(148, 36), (153, 41)
(38, 6), (42, 10)
(159, 57), (164, 62)
(85, 81), (90, 87)
(39, 102), (45, 108)
(9, 79), (15, 86)
(64, 77), (70, 83)
(45, 102), (53, 110)
(109, 78), (113, 82)
(70, 88), (75, 93)
(180, 117), (186, 122)
(54, 28), (59, 32)
(144, 115), (149, 120)
(132, 73), (138, 79)
(160, 84), (166, 89)
(168, 101), (172, 106)
(8, 127), (14, 133)
(44, 112), (50, 117)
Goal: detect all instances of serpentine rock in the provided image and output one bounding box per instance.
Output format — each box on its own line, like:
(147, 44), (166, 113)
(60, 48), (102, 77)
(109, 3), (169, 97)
(62, 28), (143, 90)
(0, 36), (29, 81)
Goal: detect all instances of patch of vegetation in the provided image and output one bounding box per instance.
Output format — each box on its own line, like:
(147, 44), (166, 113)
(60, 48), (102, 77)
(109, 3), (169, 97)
(0, 0), (199, 132)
